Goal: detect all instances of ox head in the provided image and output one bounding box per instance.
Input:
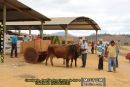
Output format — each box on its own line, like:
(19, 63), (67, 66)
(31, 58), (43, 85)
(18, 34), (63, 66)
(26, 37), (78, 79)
(72, 44), (82, 57)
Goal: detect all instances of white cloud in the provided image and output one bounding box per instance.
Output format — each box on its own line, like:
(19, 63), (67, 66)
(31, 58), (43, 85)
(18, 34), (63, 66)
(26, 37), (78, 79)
(19, 0), (130, 36)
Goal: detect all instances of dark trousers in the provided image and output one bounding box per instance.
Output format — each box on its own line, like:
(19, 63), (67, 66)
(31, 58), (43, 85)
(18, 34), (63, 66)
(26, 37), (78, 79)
(11, 43), (17, 57)
(82, 53), (87, 67)
(98, 55), (103, 70)
(91, 47), (94, 54)
(116, 55), (118, 67)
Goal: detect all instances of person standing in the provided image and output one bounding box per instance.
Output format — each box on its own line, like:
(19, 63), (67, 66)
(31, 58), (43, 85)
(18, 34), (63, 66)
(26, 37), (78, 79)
(97, 40), (105, 70)
(10, 34), (18, 58)
(81, 40), (88, 68)
(104, 43), (109, 59)
(115, 42), (120, 67)
(107, 40), (117, 72)
(29, 35), (32, 41)
(79, 37), (83, 45)
(23, 35), (29, 42)
(91, 42), (95, 54)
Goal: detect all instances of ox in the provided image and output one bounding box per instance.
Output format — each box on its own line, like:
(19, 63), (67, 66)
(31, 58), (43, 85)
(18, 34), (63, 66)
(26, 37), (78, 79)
(45, 44), (81, 67)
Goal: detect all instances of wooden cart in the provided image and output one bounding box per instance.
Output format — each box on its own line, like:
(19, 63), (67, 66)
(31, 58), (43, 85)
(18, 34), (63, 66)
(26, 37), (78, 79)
(21, 39), (50, 64)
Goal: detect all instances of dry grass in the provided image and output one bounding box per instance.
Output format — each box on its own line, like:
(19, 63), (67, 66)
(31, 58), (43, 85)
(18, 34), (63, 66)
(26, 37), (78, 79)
(119, 46), (130, 57)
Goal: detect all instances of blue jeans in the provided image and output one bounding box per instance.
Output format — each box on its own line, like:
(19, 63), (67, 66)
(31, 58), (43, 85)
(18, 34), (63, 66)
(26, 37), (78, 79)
(108, 57), (116, 71)
(82, 53), (87, 66)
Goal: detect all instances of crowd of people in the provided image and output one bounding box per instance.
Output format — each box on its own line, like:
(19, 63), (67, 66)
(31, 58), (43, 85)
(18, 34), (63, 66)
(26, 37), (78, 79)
(10, 34), (120, 72)
(79, 38), (120, 72)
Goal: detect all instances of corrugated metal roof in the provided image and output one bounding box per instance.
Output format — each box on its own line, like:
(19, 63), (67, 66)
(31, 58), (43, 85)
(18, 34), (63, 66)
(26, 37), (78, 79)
(45, 17), (77, 25)
(6, 16), (101, 30)
(44, 16), (100, 30)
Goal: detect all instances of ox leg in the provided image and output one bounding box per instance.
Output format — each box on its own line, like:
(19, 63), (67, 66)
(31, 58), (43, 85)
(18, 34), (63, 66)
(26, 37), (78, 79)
(75, 58), (77, 67)
(70, 58), (73, 67)
(66, 59), (69, 67)
(50, 57), (54, 66)
(45, 55), (49, 65)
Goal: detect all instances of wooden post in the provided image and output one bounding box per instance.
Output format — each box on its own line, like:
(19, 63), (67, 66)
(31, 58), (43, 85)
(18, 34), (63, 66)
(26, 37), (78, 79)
(95, 30), (98, 54)
(96, 30), (98, 44)
(29, 28), (31, 35)
(65, 26), (68, 44)
(3, 0), (6, 33)
(2, 0), (7, 63)
(41, 21), (44, 39)
(18, 30), (21, 35)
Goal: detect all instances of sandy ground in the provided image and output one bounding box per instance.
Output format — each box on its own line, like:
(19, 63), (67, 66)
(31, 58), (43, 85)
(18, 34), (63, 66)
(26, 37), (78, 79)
(0, 46), (130, 87)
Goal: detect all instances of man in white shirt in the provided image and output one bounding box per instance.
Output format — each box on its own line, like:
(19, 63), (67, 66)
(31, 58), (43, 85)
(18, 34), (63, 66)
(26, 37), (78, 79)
(81, 40), (88, 67)
(97, 40), (105, 70)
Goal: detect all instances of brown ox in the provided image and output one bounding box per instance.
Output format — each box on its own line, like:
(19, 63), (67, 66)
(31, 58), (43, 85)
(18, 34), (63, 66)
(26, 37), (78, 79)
(45, 44), (81, 67)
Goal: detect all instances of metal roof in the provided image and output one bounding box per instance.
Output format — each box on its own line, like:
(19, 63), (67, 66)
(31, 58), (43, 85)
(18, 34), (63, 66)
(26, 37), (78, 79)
(7, 16), (101, 30)
(45, 17), (77, 25)
(45, 17), (101, 30)
(0, 0), (50, 21)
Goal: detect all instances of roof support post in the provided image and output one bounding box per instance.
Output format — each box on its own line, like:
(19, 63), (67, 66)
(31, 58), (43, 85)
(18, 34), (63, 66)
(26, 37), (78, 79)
(29, 28), (31, 35)
(40, 21), (44, 39)
(1, 0), (7, 63)
(3, 0), (6, 33)
(96, 30), (98, 45)
(18, 30), (21, 35)
(65, 26), (68, 44)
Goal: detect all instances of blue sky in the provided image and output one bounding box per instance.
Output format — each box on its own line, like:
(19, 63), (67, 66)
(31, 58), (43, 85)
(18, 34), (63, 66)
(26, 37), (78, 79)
(19, 0), (130, 36)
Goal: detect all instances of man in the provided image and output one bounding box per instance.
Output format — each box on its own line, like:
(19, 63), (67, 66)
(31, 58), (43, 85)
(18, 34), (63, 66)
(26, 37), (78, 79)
(81, 40), (88, 67)
(78, 37), (83, 45)
(91, 42), (95, 54)
(107, 40), (117, 72)
(29, 35), (32, 41)
(97, 40), (105, 70)
(23, 35), (29, 42)
(115, 41), (120, 67)
(10, 34), (18, 58)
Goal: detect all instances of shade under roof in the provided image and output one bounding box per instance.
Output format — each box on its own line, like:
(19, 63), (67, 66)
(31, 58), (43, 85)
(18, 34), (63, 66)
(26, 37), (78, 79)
(0, 0), (50, 21)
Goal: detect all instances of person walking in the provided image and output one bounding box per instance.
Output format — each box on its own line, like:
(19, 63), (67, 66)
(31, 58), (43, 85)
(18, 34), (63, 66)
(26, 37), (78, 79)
(97, 40), (105, 70)
(107, 40), (117, 72)
(81, 40), (88, 68)
(10, 34), (18, 58)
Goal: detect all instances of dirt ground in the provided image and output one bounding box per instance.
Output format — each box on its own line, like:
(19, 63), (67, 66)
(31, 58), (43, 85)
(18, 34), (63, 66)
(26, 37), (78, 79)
(0, 46), (130, 87)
